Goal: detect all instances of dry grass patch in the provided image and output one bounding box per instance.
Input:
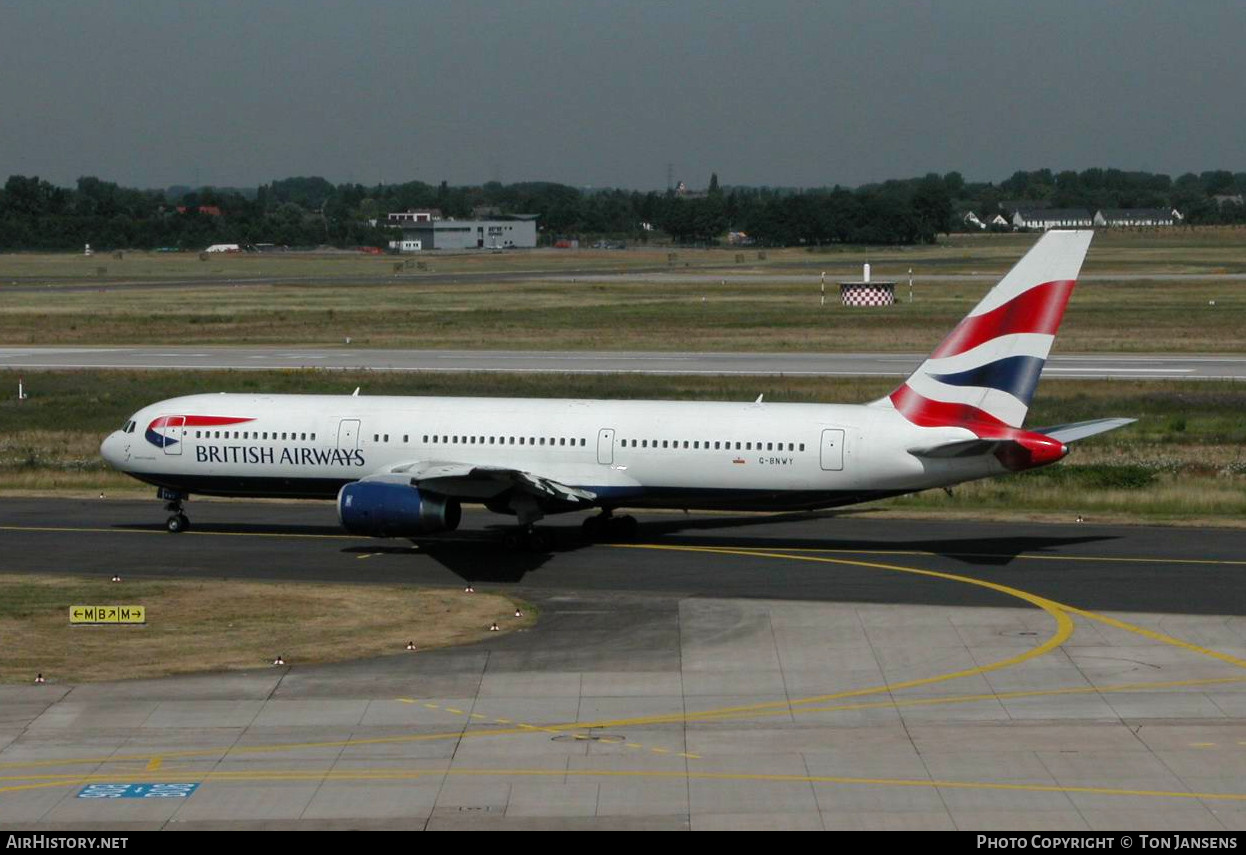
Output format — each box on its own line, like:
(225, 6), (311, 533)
(0, 574), (531, 683)
(3, 231), (1245, 351)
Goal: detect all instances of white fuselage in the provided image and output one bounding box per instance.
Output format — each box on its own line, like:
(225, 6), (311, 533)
(100, 393), (1005, 512)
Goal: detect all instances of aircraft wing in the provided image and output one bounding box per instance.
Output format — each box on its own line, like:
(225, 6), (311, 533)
(362, 460), (597, 507)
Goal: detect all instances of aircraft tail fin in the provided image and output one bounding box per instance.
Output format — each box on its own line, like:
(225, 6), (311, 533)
(873, 229), (1094, 430)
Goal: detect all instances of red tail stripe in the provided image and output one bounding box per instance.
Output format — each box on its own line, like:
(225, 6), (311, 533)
(889, 383), (1012, 432)
(930, 279), (1075, 359)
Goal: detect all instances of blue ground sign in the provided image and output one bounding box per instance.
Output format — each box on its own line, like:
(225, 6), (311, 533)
(78, 783), (199, 799)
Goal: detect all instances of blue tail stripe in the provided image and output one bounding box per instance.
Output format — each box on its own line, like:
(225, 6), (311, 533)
(929, 354), (1047, 405)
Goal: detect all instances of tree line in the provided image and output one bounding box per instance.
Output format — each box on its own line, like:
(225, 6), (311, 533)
(0, 168), (1243, 252)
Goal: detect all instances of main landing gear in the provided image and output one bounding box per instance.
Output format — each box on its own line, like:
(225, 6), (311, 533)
(158, 488), (190, 534)
(502, 525), (553, 553)
(581, 510), (638, 542)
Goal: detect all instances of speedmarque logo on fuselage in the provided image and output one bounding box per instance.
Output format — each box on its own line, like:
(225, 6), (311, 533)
(145, 415), (255, 449)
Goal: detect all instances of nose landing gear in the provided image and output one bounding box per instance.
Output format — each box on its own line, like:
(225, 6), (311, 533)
(158, 488), (190, 534)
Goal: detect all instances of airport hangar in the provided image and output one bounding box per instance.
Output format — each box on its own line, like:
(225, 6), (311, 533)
(393, 213), (539, 250)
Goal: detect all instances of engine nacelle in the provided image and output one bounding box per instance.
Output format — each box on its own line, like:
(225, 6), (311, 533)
(337, 482), (461, 538)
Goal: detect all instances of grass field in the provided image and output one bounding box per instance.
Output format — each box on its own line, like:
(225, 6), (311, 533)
(1, 229), (1244, 352)
(2, 368), (1242, 523)
(0, 573), (531, 683)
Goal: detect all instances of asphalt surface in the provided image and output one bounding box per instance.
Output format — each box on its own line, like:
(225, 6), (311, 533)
(4, 499), (1246, 830)
(0, 500), (1243, 615)
(3, 346), (1243, 380)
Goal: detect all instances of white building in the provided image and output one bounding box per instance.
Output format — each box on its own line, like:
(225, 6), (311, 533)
(1093, 208), (1182, 227)
(396, 215), (538, 250)
(1011, 208), (1094, 230)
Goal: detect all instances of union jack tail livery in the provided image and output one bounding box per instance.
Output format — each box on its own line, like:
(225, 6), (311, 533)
(880, 229), (1095, 431)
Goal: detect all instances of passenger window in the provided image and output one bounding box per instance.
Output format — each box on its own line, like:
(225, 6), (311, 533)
(559, 438), (565, 446)
(195, 431), (201, 438)
(799, 443), (806, 451)
(788, 443), (794, 451)
(509, 437), (515, 444)
(767, 443), (773, 451)
(714, 441), (720, 449)
(642, 440), (648, 448)
(540, 438), (546, 445)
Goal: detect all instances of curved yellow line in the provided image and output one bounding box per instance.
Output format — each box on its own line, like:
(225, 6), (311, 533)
(554, 544), (1076, 729)
(0, 541), (1076, 773)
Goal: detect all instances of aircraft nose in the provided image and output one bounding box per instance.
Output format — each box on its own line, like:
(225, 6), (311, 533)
(100, 432), (121, 467)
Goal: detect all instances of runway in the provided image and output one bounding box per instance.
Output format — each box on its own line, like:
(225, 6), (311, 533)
(3, 499), (1246, 829)
(4, 268), (1245, 295)
(2, 346), (1243, 380)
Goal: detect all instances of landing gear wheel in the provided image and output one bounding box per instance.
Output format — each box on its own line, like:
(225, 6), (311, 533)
(503, 527), (553, 552)
(527, 528), (553, 553)
(582, 515), (605, 540)
(161, 491), (189, 534)
(612, 515), (639, 541)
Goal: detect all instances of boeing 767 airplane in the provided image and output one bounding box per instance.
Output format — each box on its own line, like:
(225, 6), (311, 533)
(100, 230), (1132, 550)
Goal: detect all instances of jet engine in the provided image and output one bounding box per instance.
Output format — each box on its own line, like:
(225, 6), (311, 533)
(337, 482), (461, 537)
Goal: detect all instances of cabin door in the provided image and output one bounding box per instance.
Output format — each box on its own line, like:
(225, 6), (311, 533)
(337, 419), (361, 450)
(819, 429), (845, 471)
(597, 428), (615, 465)
(162, 416), (185, 455)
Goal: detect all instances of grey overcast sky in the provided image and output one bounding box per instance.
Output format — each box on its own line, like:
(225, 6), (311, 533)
(1, 1), (1242, 191)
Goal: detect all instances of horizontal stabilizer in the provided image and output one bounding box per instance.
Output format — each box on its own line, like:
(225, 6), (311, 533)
(1033, 417), (1136, 443)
